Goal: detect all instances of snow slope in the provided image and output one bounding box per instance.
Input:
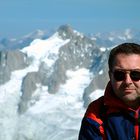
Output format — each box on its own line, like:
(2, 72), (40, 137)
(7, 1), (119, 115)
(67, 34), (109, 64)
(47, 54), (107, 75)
(0, 31), (104, 140)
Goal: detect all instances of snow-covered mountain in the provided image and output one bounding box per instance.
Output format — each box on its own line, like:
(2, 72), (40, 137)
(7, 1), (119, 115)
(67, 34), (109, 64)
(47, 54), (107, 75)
(90, 28), (140, 48)
(0, 29), (52, 51)
(0, 24), (139, 140)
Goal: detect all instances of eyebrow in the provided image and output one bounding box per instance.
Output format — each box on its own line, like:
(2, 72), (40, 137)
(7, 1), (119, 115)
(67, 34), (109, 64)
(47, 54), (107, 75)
(113, 69), (140, 72)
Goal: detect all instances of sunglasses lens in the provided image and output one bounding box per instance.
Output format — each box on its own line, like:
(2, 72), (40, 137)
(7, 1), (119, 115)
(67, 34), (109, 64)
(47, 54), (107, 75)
(113, 70), (140, 81)
(130, 71), (140, 81)
(113, 71), (125, 81)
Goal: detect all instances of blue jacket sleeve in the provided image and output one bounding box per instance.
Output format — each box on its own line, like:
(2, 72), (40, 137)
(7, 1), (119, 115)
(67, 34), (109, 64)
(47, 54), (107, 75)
(78, 117), (103, 140)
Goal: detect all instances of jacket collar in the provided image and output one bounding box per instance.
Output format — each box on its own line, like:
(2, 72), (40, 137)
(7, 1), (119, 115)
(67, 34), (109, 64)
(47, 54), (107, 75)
(104, 81), (140, 114)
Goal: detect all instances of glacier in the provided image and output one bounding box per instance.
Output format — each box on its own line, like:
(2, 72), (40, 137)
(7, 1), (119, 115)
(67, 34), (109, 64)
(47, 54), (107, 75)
(0, 27), (105, 140)
(0, 66), (103, 140)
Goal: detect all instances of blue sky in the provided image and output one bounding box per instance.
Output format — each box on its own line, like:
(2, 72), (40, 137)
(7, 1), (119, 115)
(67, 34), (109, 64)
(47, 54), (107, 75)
(0, 0), (140, 38)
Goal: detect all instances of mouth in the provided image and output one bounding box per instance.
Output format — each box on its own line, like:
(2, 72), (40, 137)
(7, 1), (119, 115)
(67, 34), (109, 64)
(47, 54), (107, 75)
(124, 88), (135, 94)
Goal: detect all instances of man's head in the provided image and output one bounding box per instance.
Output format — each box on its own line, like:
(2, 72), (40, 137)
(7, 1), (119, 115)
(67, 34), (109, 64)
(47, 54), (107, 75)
(108, 43), (140, 109)
(108, 43), (140, 72)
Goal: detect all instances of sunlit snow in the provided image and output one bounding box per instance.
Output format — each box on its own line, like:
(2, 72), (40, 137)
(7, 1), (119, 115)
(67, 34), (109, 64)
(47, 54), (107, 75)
(0, 32), (104, 140)
(21, 32), (70, 67)
(100, 47), (106, 52)
(17, 68), (102, 140)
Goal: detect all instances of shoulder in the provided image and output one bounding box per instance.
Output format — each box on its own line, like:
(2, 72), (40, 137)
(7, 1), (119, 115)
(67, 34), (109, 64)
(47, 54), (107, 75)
(85, 96), (104, 124)
(85, 96), (104, 116)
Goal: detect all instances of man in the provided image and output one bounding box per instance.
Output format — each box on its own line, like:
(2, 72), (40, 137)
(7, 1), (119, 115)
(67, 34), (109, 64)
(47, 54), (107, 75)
(79, 43), (140, 140)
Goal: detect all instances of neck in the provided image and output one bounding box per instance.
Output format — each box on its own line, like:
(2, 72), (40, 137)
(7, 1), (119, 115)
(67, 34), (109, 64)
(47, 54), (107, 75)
(125, 100), (140, 110)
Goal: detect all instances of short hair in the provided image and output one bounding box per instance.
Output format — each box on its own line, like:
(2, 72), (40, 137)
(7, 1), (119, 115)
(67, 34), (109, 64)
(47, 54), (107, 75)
(108, 43), (140, 71)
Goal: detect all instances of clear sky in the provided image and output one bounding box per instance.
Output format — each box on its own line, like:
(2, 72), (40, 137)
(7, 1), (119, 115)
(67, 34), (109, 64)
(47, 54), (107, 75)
(0, 0), (140, 38)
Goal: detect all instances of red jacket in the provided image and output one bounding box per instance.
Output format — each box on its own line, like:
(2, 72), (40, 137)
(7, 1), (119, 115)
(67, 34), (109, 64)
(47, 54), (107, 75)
(79, 82), (140, 140)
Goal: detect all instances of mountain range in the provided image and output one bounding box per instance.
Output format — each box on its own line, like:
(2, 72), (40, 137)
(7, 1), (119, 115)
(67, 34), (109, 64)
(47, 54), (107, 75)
(0, 24), (140, 140)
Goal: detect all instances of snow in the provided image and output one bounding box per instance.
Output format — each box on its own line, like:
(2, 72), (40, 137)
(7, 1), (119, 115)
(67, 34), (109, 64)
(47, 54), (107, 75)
(100, 47), (106, 52)
(16, 68), (99, 140)
(0, 63), (104, 140)
(0, 32), (104, 140)
(21, 32), (70, 67)
(108, 36), (114, 41)
(124, 29), (132, 39)
(90, 89), (104, 101)
(22, 68), (102, 140)
(99, 70), (103, 75)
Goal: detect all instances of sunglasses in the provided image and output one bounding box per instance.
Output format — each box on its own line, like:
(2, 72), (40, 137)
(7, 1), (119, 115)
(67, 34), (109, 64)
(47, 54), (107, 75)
(112, 70), (140, 81)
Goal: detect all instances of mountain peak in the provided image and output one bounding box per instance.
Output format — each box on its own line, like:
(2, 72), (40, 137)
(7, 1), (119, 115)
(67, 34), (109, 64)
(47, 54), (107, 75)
(58, 24), (73, 33)
(57, 24), (82, 39)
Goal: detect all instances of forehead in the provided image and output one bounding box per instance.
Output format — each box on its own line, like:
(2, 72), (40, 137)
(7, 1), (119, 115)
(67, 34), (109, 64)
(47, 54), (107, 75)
(113, 53), (140, 69)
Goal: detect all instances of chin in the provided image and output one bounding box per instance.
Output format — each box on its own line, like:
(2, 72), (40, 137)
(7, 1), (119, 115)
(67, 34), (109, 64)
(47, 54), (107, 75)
(122, 96), (137, 103)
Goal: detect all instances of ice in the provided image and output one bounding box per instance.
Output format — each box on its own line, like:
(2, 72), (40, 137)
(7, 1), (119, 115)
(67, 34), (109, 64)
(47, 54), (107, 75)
(0, 32), (104, 139)
(16, 68), (93, 140)
(21, 32), (70, 67)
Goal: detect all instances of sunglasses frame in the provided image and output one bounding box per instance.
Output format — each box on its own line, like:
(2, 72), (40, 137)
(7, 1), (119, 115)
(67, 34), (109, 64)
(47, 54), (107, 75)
(111, 69), (140, 81)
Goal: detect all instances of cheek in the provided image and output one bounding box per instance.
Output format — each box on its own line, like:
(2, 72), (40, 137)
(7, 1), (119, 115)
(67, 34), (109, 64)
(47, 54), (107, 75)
(111, 80), (122, 91)
(135, 82), (140, 86)
(110, 75), (122, 92)
(111, 82), (123, 98)
(134, 82), (140, 90)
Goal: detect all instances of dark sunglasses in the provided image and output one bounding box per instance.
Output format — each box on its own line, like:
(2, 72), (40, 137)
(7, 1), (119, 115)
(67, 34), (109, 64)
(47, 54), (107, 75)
(112, 70), (140, 81)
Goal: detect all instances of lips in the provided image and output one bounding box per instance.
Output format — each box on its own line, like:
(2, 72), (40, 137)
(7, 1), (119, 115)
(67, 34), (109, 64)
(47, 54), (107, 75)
(123, 88), (135, 94)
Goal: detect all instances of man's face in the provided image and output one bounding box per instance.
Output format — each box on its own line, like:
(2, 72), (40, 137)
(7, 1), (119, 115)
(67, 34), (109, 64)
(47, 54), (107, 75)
(109, 53), (140, 108)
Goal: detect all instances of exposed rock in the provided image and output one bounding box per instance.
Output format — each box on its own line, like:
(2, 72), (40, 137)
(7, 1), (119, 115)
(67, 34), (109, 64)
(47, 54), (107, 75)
(83, 67), (109, 107)
(19, 71), (41, 113)
(0, 50), (28, 85)
(46, 25), (104, 93)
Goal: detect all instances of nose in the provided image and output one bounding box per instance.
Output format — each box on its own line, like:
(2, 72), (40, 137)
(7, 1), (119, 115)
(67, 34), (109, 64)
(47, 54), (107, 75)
(124, 73), (133, 84)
